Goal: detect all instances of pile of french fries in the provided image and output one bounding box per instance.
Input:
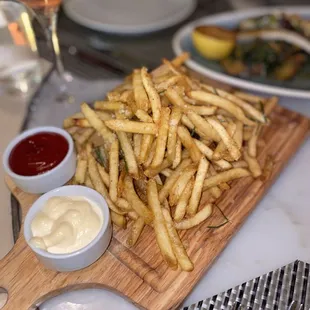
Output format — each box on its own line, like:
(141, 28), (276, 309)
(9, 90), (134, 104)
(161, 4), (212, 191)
(64, 53), (277, 271)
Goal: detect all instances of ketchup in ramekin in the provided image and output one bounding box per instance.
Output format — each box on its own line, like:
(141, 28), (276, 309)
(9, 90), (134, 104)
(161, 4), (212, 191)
(9, 132), (69, 176)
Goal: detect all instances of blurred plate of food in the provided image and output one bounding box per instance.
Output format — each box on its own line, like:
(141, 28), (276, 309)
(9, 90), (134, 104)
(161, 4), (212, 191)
(172, 6), (310, 99)
(63, 0), (196, 35)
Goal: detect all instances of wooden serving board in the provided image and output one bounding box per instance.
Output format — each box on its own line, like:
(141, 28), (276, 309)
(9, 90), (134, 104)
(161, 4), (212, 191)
(0, 104), (309, 310)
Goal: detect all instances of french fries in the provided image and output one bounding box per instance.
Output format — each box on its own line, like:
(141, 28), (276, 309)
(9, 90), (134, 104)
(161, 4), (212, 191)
(175, 204), (213, 230)
(105, 120), (157, 135)
(201, 84), (266, 123)
(64, 54), (275, 272)
(187, 157), (209, 216)
(174, 178), (194, 222)
(188, 91), (255, 126)
(151, 107), (170, 167)
(81, 103), (115, 146)
(133, 69), (149, 112)
(169, 164), (197, 206)
(141, 67), (161, 123)
(124, 175), (153, 224)
(243, 150), (262, 178)
(109, 139), (119, 202)
(147, 180), (177, 269)
(207, 118), (241, 161)
(186, 110), (220, 141)
(177, 126), (202, 163)
(127, 217), (145, 247)
(74, 155), (87, 184)
(162, 209), (194, 271)
(159, 158), (192, 202)
(203, 168), (251, 190)
(117, 132), (139, 178)
(167, 107), (182, 162)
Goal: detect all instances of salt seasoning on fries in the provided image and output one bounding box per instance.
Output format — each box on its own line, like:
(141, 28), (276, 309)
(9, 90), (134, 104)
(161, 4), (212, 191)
(64, 53), (277, 271)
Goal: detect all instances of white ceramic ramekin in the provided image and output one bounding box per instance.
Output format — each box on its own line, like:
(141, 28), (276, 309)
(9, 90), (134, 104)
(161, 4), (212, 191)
(3, 126), (76, 194)
(24, 185), (112, 272)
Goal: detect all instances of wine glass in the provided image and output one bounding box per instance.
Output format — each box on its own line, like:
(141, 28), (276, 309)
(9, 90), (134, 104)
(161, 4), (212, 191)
(19, 0), (74, 103)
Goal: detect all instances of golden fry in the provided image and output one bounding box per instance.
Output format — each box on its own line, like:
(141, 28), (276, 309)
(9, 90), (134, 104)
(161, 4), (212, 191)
(127, 217), (145, 247)
(86, 144), (124, 215)
(188, 91), (255, 126)
(94, 101), (126, 111)
(174, 178), (194, 222)
(167, 107), (182, 162)
(169, 164), (197, 206)
(162, 209), (194, 271)
(139, 134), (154, 164)
(232, 160), (248, 169)
(175, 204), (213, 230)
(111, 211), (127, 229)
(135, 109), (153, 122)
(203, 168), (250, 190)
(160, 168), (173, 178)
(105, 119), (157, 135)
(207, 118), (241, 161)
(97, 163), (110, 188)
(147, 180), (177, 269)
(172, 138), (182, 169)
(81, 103), (115, 146)
(264, 96), (278, 116)
(233, 91), (266, 104)
(124, 175), (153, 224)
(144, 159), (171, 178)
(159, 158), (192, 202)
(243, 150), (262, 178)
(187, 157), (209, 216)
(133, 133), (142, 159)
(201, 85), (266, 123)
(186, 110), (220, 141)
(212, 122), (236, 160)
(117, 132), (139, 178)
(177, 126), (202, 163)
(115, 198), (132, 211)
(143, 140), (156, 168)
(75, 157), (87, 184)
(133, 69), (149, 111)
(155, 75), (185, 92)
(151, 107), (170, 167)
(208, 186), (222, 199)
(194, 139), (232, 170)
(248, 125), (261, 157)
(141, 67), (161, 123)
(109, 139), (119, 202)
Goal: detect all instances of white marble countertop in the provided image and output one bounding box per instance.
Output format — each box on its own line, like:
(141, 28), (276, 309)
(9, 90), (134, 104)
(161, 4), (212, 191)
(1, 73), (309, 309)
(39, 97), (310, 309)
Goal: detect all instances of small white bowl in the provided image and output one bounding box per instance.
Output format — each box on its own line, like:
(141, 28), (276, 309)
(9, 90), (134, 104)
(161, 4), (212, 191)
(24, 185), (112, 272)
(3, 126), (76, 194)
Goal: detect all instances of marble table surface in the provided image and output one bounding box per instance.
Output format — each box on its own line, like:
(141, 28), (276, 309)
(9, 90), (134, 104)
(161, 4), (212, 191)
(41, 97), (309, 309)
(1, 72), (309, 309)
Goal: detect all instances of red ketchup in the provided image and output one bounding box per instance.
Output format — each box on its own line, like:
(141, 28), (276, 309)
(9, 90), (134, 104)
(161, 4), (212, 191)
(9, 132), (69, 176)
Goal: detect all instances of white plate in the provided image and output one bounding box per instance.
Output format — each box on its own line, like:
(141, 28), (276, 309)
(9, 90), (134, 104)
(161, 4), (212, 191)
(63, 0), (196, 35)
(172, 6), (310, 99)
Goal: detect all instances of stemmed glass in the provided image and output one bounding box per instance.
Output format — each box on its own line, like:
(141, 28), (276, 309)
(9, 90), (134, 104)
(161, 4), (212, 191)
(19, 0), (74, 103)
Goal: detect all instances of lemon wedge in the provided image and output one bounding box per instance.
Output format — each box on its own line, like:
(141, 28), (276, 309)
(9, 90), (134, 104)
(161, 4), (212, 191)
(192, 26), (236, 60)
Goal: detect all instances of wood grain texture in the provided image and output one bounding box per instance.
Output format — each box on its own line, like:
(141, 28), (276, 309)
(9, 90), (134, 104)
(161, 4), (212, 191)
(0, 105), (309, 310)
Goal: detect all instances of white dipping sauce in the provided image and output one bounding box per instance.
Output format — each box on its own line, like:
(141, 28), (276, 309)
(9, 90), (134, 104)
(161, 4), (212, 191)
(29, 196), (103, 254)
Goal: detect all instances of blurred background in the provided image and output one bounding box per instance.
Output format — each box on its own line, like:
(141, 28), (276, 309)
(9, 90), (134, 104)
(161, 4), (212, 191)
(37, 0), (310, 80)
